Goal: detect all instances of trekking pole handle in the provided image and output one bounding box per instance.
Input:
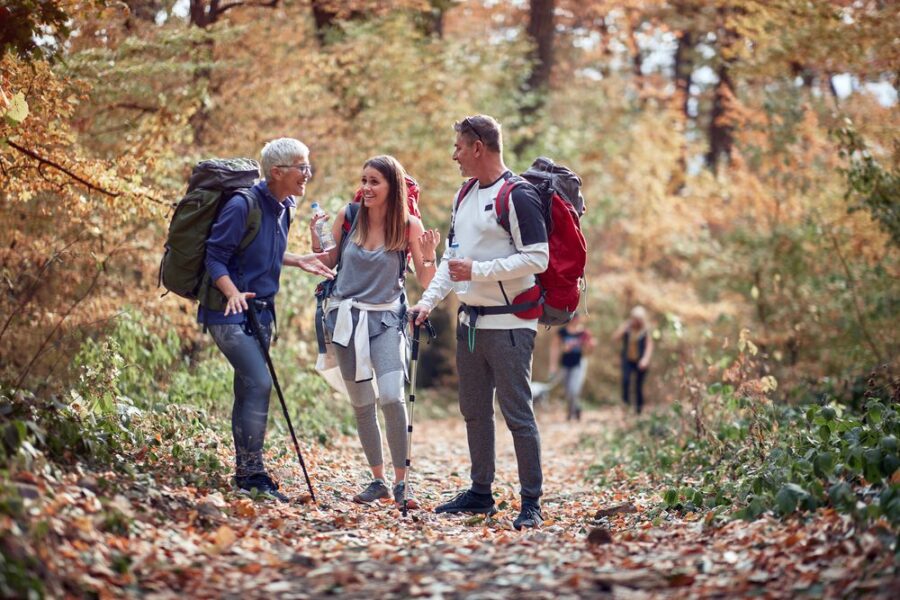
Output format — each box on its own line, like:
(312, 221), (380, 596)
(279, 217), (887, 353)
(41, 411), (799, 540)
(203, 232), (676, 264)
(411, 318), (421, 360)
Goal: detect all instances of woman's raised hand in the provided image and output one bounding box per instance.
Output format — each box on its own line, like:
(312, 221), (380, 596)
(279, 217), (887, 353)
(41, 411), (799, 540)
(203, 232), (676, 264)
(309, 211), (330, 243)
(418, 228), (441, 259)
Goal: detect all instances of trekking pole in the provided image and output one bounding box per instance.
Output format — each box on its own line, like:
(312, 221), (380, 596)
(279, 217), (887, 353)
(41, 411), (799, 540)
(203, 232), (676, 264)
(401, 313), (435, 517)
(246, 301), (316, 504)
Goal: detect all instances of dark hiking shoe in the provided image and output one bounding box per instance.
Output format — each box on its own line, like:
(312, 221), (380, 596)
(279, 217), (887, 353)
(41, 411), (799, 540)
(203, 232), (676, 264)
(353, 479), (390, 504)
(236, 473), (289, 503)
(393, 481), (419, 509)
(513, 502), (543, 530)
(434, 490), (497, 515)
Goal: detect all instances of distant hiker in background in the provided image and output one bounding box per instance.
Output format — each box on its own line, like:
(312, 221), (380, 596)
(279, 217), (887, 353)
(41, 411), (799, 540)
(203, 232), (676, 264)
(549, 312), (596, 421)
(312, 155), (439, 508)
(202, 138), (333, 501)
(613, 306), (654, 414)
(410, 114), (549, 530)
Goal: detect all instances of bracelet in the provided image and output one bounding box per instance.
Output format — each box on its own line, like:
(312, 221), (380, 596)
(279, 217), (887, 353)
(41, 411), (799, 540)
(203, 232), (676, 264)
(422, 257), (436, 267)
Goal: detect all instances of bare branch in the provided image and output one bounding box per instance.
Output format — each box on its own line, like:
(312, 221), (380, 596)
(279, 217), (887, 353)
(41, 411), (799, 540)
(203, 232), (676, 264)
(217, 0), (279, 18)
(7, 140), (120, 198)
(6, 140), (167, 206)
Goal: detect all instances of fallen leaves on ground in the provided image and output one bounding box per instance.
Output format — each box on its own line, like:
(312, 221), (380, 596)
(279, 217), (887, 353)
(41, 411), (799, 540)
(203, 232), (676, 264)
(2, 406), (897, 598)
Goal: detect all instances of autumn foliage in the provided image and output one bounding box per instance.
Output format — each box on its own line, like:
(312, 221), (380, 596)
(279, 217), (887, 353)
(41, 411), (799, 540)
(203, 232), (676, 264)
(0, 0), (897, 597)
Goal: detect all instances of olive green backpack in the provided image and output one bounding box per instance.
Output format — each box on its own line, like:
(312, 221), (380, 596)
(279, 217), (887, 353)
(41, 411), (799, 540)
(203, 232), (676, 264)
(159, 158), (263, 312)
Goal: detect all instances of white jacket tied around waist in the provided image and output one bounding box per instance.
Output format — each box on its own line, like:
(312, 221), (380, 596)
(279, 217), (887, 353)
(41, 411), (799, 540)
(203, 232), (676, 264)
(419, 173), (549, 330)
(325, 296), (404, 382)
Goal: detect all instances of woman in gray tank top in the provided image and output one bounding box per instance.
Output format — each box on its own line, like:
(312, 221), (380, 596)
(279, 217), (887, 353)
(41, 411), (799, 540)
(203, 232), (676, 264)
(311, 155), (440, 507)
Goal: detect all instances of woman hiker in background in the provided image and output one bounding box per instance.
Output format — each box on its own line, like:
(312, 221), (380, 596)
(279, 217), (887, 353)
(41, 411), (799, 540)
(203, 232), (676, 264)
(310, 155), (440, 508)
(613, 306), (654, 414)
(549, 312), (596, 421)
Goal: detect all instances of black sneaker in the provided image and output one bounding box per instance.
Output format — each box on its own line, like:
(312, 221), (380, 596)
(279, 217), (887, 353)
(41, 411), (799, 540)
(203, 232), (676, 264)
(235, 473), (289, 503)
(353, 479), (390, 504)
(393, 481), (419, 509)
(434, 489), (497, 515)
(513, 502), (543, 530)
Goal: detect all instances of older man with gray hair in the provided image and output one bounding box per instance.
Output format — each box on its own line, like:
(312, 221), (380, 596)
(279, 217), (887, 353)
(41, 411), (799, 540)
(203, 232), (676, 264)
(202, 137), (332, 501)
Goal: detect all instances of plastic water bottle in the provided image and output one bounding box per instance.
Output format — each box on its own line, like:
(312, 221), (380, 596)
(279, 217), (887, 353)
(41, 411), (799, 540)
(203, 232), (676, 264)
(310, 202), (336, 251)
(446, 240), (468, 294)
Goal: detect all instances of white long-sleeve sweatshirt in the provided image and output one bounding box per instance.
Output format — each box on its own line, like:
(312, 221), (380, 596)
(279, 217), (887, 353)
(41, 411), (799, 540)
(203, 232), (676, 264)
(418, 172), (549, 330)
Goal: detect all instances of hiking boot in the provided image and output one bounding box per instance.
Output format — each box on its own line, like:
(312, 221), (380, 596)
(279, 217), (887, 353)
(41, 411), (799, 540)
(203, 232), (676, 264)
(434, 489), (497, 515)
(513, 502), (543, 530)
(353, 479), (390, 504)
(235, 473), (289, 503)
(393, 481), (419, 509)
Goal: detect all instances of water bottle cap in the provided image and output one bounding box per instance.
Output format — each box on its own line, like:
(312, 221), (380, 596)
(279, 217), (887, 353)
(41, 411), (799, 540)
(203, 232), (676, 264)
(450, 240), (459, 247)
(310, 202), (320, 209)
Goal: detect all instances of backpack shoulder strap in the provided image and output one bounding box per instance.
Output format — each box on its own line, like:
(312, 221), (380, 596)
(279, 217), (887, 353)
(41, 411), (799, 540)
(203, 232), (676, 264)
(455, 178), (479, 213)
(494, 174), (525, 234)
(449, 178), (479, 244)
(344, 202), (360, 232)
(235, 188), (261, 252)
(335, 203), (360, 269)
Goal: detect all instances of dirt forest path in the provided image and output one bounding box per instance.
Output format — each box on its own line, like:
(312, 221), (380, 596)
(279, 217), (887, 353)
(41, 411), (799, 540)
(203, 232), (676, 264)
(34, 405), (896, 598)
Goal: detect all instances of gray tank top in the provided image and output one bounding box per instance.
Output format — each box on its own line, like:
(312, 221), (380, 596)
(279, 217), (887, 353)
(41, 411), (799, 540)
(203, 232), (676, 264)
(326, 216), (406, 337)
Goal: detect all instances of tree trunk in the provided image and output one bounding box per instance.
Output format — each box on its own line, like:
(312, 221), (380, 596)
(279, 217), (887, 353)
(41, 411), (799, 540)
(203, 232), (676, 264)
(705, 63), (734, 171)
(418, 0), (452, 38)
(525, 0), (555, 95)
(311, 0), (339, 45)
(673, 29), (693, 120)
(666, 29), (693, 194)
(514, 0), (555, 157)
(190, 0), (218, 28)
(706, 7), (737, 172)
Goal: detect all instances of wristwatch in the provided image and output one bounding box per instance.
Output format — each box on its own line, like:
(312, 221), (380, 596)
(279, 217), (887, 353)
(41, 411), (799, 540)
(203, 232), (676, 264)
(422, 257), (436, 267)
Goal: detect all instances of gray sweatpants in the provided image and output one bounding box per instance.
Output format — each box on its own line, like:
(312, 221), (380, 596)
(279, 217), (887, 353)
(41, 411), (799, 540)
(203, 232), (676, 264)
(333, 326), (408, 470)
(456, 324), (543, 500)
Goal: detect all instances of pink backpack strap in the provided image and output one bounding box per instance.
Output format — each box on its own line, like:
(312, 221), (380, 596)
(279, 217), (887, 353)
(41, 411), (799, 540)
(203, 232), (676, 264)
(455, 178), (479, 212)
(449, 178), (479, 244)
(494, 176), (522, 233)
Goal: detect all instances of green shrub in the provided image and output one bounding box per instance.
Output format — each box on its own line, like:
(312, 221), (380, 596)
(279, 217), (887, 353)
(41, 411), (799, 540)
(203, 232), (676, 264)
(589, 339), (900, 526)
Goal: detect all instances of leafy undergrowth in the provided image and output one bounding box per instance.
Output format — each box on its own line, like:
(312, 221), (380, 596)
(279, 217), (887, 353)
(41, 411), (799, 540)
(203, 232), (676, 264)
(588, 338), (900, 531)
(2, 403), (898, 598)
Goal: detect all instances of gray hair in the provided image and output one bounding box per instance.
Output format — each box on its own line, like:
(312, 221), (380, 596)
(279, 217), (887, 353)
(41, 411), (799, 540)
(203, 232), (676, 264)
(260, 138), (309, 179)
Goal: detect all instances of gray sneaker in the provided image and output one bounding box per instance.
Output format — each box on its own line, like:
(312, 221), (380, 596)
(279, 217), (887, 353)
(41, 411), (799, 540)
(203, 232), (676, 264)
(393, 481), (419, 509)
(353, 479), (390, 504)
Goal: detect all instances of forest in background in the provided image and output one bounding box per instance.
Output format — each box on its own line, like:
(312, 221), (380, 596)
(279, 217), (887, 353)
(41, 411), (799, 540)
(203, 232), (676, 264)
(0, 1), (898, 595)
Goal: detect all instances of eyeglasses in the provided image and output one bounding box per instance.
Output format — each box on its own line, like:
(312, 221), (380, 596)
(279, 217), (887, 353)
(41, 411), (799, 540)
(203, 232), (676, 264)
(460, 117), (484, 144)
(277, 163), (313, 177)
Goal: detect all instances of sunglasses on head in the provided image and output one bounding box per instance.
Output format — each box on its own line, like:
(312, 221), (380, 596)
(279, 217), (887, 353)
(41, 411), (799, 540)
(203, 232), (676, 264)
(460, 117), (484, 144)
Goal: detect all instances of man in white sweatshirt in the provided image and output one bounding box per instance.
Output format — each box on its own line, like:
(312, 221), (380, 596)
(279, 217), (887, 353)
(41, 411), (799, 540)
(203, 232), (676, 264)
(411, 114), (549, 529)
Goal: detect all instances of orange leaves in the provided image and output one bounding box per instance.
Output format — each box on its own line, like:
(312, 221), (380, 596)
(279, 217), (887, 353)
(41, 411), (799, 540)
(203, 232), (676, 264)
(231, 498), (257, 519)
(5, 407), (899, 597)
(208, 524), (238, 553)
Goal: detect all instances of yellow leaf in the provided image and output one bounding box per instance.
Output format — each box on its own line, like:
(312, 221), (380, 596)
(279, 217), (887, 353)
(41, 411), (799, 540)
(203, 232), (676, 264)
(4, 92), (29, 124)
(213, 524), (237, 550)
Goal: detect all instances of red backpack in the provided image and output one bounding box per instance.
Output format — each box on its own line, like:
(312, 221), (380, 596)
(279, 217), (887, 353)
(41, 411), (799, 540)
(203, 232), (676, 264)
(455, 157), (587, 326)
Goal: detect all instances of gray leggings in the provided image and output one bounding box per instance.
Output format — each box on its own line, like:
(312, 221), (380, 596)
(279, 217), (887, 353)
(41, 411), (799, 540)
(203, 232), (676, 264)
(562, 361), (586, 417)
(333, 326), (408, 470)
(208, 322), (272, 478)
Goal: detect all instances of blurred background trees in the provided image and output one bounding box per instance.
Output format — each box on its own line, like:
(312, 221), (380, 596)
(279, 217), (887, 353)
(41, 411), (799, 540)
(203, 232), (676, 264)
(1, 0), (896, 407)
